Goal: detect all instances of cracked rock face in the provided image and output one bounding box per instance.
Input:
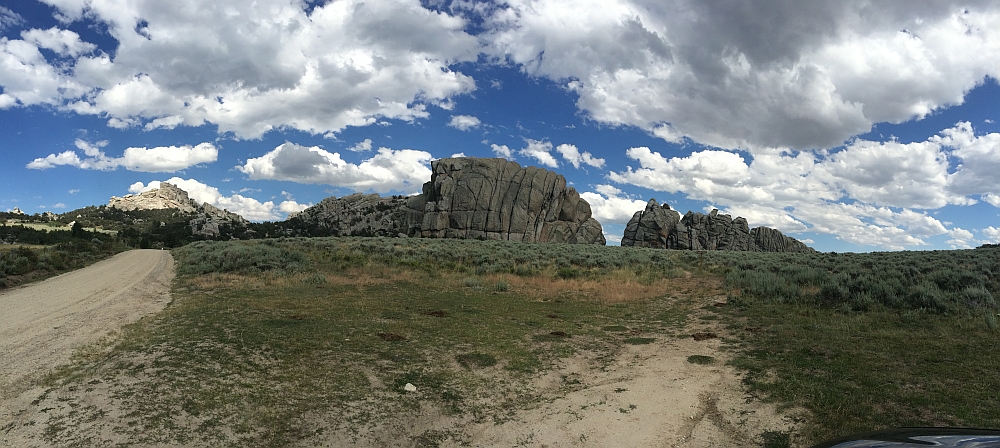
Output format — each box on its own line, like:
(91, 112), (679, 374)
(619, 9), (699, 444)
(290, 158), (606, 245)
(108, 182), (247, 237)
(108, 183), (199, 213)
(412, 158), (605, 244)
(621, 199), (814, 253)
(288, 193), (412, 237)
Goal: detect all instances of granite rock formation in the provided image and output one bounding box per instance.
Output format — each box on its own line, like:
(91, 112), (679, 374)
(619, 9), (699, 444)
(286, 193), (411, 237)
(108, 183), (247, 237)
(290, 157), (606, 244)
(109, 183), (199, 213)
(622, 199), (814, 253)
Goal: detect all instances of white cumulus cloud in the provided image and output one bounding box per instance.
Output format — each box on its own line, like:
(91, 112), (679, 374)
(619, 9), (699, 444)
(10, 0), (480, 138)
(448, 114), (481, 131)
(982, 226), (1000, 243)
(579, 184), (650, 224)
(475, 0), (1000, 151)
(518, 139), (559, 168)
(491, 143), (514, 159)
(21, 27), (95, 57)
(238, 142), (432, 194)
(348, 139), (373, 152)
(26, 139), (217, 172)
(555, 143), (605, 169)
(607, 122), (1000, 249)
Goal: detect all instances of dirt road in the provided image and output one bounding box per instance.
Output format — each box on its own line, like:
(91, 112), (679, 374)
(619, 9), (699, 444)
(0, 249), (174, 398)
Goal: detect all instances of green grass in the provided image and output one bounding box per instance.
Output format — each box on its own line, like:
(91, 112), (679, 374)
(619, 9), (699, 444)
(687, 355), (715, 365)
(32, 237), (704, 447)
(25, 237), (1000, 447)
(725, 304), (1000, 445)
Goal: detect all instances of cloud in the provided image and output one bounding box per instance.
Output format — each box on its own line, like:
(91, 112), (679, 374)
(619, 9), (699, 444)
(982, 226), (1000, 243)
(238, 142), (432, 194)
(119, 143), (218, 172)
(579, 184), (650, 224)
(448, 114), (481, 131)
(938, 122), (1000, 198)
(68, 189), (79, 194)
(11, 0), (479, 138)
(608, 122), (1000, 249)
(555, 143), (605, 169)
(21, 27), (95, 57)
(477, 0), (1000, 151)
(0, 36), (88, 108)
(348, 139), (373, 152)
(279, 201), (310, 214)
(128, 177), (286, 221)
(519, 139), (559, 168)
(0, 7), (23, 31)
(52, 202), (66, 209)
(26, 139), (217, 172)
(491, 143), (514, 159)
(946, 227), (975, 249)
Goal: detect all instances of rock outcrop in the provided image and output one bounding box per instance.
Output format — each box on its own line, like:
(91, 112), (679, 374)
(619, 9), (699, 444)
(622, 199), (814, 253)
(287, 193), (411, 237)
(290, 157), (606, 244)
(109, 183), (247, 237)
(109, 183), (199, 213)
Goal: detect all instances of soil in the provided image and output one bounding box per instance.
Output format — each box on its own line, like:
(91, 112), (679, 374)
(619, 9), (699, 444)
(305, 297), (802, 447)
(0, 249), (174, 447)
(0, 252), (801, 447)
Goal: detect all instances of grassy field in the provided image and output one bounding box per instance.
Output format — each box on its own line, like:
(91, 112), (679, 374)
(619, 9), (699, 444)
(17, 238), (1000, 447)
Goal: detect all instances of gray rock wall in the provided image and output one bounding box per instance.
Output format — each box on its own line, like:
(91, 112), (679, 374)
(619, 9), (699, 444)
(413, 158), (604, 244)
(621, 199), (814, 253)
(291, 157), (606, 244)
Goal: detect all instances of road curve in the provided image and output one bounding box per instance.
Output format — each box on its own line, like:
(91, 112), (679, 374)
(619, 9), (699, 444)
(0, 249), (174, 398)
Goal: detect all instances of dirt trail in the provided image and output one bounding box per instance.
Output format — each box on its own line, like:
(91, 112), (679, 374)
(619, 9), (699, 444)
(315, 297), (800, 448)
(455, 301), (798, 447)
(0, 249), (174, 398)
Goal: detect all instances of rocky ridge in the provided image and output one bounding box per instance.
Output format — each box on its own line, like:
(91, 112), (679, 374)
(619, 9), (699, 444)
(622, 199), (814, 253)
(108, 183), (247, 237)
(290, 157), (606, 244)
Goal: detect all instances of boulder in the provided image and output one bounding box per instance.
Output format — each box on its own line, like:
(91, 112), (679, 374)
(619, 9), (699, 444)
(621, 199), (814, 253)
(290, 157), (606, 244)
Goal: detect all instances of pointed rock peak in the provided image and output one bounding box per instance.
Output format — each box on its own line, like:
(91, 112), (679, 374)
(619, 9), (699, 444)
(645, 198), (660, 211)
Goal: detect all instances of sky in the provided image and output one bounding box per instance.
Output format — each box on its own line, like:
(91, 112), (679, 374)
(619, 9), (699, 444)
(1, 0), (1000, 252)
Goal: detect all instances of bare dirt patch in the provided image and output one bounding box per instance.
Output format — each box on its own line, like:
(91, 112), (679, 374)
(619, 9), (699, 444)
(0, 249), (173, 445)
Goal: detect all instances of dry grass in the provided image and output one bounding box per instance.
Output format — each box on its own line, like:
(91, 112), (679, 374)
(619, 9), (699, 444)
(489, 270), (723, 304)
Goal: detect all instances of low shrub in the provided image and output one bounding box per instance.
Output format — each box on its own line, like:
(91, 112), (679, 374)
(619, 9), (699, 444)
(174, 241), (311, 276)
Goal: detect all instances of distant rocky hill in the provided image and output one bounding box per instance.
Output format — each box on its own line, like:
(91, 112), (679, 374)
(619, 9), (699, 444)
(622, 199), (814, 253)
(109, 183), (247, 238)
(289, 157), (605, 244)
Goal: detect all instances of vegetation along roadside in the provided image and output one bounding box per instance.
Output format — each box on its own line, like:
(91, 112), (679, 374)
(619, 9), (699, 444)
(7, 238), (1000, 447)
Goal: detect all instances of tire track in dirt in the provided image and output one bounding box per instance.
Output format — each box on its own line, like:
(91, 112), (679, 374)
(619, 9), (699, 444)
(0, 249), (174, 398)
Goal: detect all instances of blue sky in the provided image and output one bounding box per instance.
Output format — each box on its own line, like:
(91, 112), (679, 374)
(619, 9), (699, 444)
(2, 0), (1000, 252)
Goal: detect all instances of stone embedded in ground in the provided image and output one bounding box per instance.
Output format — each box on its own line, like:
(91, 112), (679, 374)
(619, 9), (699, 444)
(290, 157), (606, 244)
(621, 198), (814, 253)
(404, 383), (417, 392)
